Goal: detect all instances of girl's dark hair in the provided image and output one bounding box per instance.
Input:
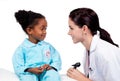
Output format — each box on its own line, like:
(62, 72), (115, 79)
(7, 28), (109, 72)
(69, 8), (119, 47)
(15, 10), (45, 33)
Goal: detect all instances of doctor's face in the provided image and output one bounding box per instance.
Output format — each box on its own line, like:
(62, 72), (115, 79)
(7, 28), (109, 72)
(68, 18), (84, 43)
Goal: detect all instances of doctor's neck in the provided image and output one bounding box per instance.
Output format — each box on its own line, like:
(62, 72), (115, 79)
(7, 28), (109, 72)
(82, 34), (93, 51)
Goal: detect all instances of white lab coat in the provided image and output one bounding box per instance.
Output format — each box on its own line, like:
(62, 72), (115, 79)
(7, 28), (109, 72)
(83, 35), (120, 81)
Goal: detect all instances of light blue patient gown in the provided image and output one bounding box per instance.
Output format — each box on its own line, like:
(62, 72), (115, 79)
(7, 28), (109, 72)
(12, 39), (62, 81)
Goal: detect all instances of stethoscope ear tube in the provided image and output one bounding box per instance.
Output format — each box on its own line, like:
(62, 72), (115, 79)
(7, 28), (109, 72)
(72, 62), (81, 69)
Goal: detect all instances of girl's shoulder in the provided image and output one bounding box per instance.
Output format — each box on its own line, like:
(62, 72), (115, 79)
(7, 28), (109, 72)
(38, 41), (52, 46)
(39, 40), (50, 45)
(40, 41), (57, 50)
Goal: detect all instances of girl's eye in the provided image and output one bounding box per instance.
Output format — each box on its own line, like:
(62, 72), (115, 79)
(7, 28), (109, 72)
(41, 27), (47, 30)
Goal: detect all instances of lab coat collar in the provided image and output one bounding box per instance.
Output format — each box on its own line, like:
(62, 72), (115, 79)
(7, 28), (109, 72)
(22, 38), (44, 48)
(89, 35), (100, 53)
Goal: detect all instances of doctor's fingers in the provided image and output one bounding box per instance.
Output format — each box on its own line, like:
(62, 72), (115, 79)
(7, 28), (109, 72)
(67, 68), (80, 74)
(67, 68), (76, 76)
(67, 68), (74, 73)
(67, 71), (74, 79)
(67, 68), (80, 80)
(67, 68), (85, 77)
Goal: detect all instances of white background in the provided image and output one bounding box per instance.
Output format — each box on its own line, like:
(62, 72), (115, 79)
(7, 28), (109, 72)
(0, 0), (120, 74)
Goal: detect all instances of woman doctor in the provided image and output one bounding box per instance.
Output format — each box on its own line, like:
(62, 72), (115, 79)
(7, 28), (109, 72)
(67, 8), (120, 81)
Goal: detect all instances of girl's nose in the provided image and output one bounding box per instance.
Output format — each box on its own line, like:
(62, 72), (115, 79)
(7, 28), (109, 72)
(43, 30), (46, 34)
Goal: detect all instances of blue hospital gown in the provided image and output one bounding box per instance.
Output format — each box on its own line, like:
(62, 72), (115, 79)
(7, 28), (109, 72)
(12, 38), (62, 81)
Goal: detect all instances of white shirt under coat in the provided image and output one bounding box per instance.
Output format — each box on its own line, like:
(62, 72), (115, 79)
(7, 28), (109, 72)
(83, 34), (120, 81)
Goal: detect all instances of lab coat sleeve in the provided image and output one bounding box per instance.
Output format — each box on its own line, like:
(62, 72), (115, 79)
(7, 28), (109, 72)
(102, 60), (120, 81)
(12, 46), (28, 75)
(49, 45), (62, 71)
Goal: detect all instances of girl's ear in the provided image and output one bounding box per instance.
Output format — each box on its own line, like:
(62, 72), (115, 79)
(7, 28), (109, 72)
(26, 27), (33, 35)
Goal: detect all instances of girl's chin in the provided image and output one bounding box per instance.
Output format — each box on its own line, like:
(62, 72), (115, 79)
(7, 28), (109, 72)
(39, 39), (44, 41)
(39, 37), (45, 41)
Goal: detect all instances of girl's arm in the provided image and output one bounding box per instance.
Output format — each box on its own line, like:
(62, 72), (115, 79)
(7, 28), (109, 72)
(49, 45), (62, 71)
(12, 46), (29, 75)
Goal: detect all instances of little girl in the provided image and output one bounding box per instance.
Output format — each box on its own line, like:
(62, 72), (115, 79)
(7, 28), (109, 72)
(12, 10), (62, 81)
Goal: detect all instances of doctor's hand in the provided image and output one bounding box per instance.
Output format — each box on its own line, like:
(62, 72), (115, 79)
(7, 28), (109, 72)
(67, 68), (92, 81)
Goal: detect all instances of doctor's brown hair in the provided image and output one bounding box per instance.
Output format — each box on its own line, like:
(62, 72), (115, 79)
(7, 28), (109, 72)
(69, 8), (119, 47)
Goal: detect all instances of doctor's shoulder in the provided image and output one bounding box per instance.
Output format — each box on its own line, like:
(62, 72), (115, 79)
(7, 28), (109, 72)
(95, 39), (120, 61)
(97, 38), (119, 51)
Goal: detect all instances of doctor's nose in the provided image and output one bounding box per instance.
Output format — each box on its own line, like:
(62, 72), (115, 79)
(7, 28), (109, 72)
(68, 30), (71, 35)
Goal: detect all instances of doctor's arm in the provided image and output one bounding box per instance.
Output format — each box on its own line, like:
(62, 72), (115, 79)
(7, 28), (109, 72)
(101, 59), (120, 81)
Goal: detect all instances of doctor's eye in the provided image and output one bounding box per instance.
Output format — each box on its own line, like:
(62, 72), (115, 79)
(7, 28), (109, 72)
(69, 26), (74, 30)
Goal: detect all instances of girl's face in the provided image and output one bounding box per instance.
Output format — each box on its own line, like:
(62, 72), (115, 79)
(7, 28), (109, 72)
(27, 18), (47, 42)
(68, 18), (84, 43)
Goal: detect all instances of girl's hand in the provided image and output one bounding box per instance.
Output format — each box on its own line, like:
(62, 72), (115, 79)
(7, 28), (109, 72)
(27, 64), (52, 74)
(67, 68), (91, 81)
(42, 64), (52, 70)
(27, 67), (44, 74)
